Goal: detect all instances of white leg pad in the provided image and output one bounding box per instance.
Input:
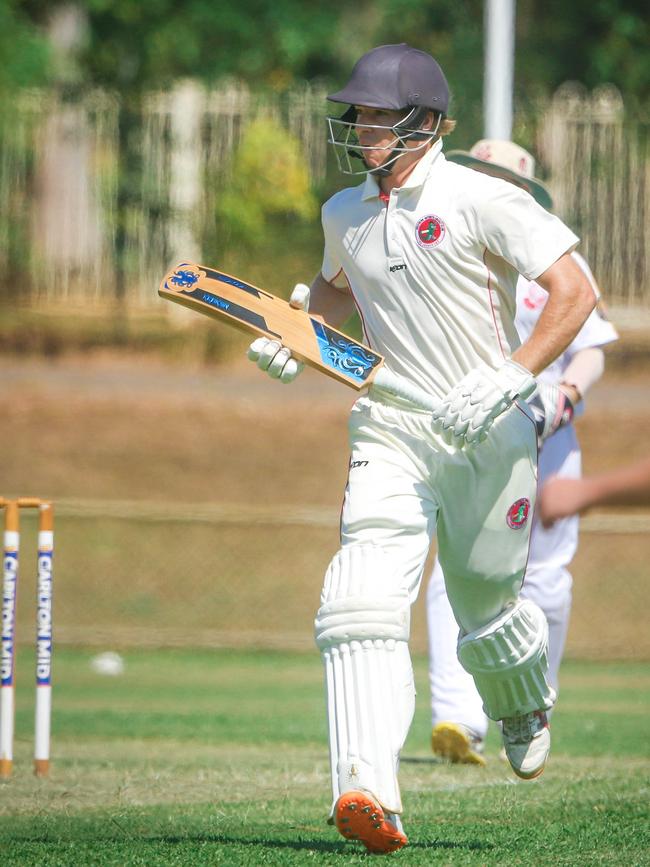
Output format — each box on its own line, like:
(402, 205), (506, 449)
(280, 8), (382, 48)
(315, 545), (414, 815)
(457, 599), (557, 720)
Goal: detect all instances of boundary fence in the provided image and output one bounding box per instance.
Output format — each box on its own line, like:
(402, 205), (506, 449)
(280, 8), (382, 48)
(9, 499), (650, 659)
(1, 81), (649, 313)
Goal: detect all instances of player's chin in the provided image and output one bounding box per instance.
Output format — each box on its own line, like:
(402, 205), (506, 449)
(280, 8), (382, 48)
(362, 152), (390, 171)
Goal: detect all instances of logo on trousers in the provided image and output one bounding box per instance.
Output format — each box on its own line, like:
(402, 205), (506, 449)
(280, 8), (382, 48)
(506, 498), (531, 529)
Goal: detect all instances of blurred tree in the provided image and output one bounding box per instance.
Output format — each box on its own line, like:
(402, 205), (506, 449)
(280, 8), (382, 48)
(215, 115), (318, 241)
(17, 0), (649, 108)
(15, 0), (649, 104)
(0, 0), (49, 93)
(21, 0), (350, 90)
(518, 0), (649, 105)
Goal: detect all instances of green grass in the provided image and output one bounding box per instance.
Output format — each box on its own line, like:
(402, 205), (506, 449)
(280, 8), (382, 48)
(2, 649), (649, 865)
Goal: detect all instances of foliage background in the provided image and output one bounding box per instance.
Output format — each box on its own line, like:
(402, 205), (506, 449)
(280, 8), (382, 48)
(7, 1), (649, 104)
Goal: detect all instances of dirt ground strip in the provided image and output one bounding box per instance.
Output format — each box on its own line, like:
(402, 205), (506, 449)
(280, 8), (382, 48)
(1, 351), (649, 503)
(1, 352), (649, 659)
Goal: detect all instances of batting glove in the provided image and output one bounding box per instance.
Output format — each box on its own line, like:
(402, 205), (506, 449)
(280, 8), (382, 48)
(432, 359), (537, 447)
(528, 382), (575, 443)
(247, 283), (310, 383)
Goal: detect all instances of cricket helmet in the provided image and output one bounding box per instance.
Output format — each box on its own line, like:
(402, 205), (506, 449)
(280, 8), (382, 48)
(328, 43), (449, 114)
(326, 44), (450, 177)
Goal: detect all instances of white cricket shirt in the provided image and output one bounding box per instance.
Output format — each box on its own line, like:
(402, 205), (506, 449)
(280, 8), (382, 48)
(321, 140), (579, 399)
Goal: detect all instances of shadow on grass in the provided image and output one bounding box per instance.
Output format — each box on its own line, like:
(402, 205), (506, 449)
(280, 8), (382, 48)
(6, 830), (494, 856)
(158, 833), (493, 854)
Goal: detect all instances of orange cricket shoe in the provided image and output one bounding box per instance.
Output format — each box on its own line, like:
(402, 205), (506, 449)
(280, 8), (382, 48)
(334, 789), (408, 854)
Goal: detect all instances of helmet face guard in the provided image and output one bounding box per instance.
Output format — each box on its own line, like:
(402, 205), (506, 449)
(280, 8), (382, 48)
(326, 106), (442, 177)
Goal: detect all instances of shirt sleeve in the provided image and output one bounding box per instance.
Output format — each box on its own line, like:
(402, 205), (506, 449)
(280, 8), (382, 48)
(472, 176), (579, 280)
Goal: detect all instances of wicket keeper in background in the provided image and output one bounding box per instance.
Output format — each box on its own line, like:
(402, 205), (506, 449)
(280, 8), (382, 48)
(248, 43), (596, 854)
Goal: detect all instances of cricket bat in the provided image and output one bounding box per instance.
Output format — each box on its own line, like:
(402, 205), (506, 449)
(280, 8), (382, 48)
(159, 262), (438, 410)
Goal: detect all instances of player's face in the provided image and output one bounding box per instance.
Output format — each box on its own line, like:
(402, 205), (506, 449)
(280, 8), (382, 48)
(326, 104), (435, 178)
(354, 106), (408, 168)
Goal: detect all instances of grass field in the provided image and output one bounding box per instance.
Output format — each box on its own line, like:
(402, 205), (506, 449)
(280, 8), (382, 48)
(2, 648), (649, 865)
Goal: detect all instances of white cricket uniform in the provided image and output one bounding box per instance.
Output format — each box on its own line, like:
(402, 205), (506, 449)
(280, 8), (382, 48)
(321, 140), (579, 631)
(427, 252), (618, 738)
(316, 140), (580, 811)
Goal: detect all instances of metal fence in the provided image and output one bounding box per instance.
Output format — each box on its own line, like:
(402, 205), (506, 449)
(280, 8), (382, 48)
(9, 500), (650, 660)
(1, 80), (649, 313)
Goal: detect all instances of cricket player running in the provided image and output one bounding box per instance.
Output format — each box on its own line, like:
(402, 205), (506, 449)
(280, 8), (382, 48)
(426, 140), (619, 768)
(248, 44), (597, 854)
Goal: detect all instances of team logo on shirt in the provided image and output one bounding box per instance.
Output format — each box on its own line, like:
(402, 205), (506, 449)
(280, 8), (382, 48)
(415, 214), (446, 249)
(506, 497), (531, 529)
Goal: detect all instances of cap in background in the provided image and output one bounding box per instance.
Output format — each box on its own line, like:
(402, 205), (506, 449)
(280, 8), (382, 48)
(446, 139), (553, 208)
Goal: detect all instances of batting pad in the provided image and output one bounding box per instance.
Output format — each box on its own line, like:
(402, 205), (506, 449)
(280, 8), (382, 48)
(457, 599), (557, 720)
(315, 544), (411, 648)
(315, 545), (415, 814)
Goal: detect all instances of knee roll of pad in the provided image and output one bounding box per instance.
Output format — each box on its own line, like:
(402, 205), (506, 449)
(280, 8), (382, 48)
(315, 545), (410, 649)
(457, 599), (557, 720)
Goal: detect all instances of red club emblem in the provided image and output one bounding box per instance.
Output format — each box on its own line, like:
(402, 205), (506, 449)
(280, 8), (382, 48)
(415, 215), (446, 249)
(506, 497), (531, 529)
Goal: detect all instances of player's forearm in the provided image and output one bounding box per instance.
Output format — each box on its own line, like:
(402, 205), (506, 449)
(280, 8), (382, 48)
(583, 458), (650, 509)
(512, 254), (597, 375)
(560, 347), (605, 401)
(512, 298), (594, 375)
(307, 272), (357, 328)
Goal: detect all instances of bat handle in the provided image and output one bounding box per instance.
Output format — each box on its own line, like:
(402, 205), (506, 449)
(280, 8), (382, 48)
(372, 368), (439, 412)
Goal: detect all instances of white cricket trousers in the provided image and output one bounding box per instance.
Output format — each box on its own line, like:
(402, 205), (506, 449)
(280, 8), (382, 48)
(427, 424), (580, 737)
(341, 392), (538, 632)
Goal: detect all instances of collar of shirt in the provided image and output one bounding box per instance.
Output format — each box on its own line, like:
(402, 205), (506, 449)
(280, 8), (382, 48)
(361, 138), (445, 203)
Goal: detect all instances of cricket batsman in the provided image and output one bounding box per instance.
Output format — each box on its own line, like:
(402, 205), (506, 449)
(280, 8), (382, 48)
(248, 43), (597, 853)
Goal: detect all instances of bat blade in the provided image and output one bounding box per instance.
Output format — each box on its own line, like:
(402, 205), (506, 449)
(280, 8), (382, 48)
(159, 262), (385, 389)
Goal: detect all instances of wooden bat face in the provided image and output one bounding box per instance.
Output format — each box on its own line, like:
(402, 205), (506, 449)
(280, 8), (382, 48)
(159, 262), (384, 390)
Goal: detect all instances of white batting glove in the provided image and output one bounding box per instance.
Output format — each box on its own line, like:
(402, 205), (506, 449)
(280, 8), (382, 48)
(246, 283), (310, 384)
(432, 359), (537, 447)
(528, 382), (575, 443)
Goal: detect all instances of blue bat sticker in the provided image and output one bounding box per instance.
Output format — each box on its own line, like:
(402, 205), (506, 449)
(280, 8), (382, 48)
(311, 320), (381, 383)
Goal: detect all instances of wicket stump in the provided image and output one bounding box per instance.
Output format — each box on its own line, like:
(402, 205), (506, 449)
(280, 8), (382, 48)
(0, 498), (54, 778)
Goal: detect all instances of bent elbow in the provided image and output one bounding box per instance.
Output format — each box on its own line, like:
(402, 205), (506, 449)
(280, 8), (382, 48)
(577, 277), (598, 319)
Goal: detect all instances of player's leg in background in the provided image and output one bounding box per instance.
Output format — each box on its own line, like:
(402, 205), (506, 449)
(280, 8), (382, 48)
(434, 404), (555, 779)
(426, 557), (488, 764)
(522, 425), (581, 693)
(315, 396), (438, 854)
(520, 568), (571, 694)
